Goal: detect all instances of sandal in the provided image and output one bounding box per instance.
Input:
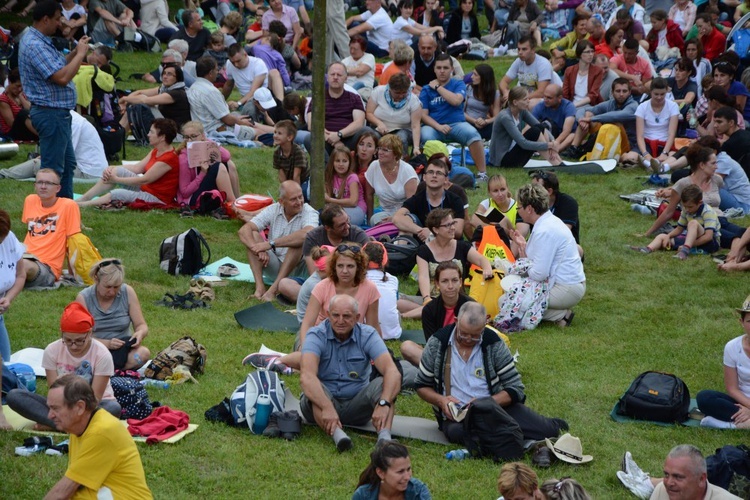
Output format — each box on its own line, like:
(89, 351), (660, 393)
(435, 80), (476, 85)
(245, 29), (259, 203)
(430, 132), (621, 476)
(557, 311), (575, 328)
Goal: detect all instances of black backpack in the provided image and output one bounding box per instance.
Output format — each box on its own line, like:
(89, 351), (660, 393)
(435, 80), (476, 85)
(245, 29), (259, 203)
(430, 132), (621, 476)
(706, 445), (750, 498)
(462, 396), (525, 462)
(110, 376), (153, 420)
(384, 235), (420, 276)
(127, 104), (155, 147)
(618, 371), (690, 423)
(159, 228), (211, 276)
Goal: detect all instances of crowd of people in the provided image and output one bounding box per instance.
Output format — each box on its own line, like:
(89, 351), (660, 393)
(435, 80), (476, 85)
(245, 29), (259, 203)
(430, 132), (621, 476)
(1, 0), (750, 497)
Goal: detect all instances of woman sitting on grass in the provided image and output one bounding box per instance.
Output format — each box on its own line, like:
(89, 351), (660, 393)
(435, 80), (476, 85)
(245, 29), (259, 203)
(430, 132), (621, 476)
(6, 302), (120, 430)
(76, 118), (180, 208)
(176, 121), (238, 210)
(118, 64), (191, 130)
(75, 259), (150, 371)
(489, 86), (562, 168)
(352, 441), (432, 500)
(0, 68), (37, 142)
(469, 174), (518, 237)
(695, 295), (750, 429)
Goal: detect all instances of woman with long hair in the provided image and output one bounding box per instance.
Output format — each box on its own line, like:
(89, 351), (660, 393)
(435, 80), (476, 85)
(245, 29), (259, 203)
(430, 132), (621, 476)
(364, 134), (419, 225)
(445, 0), (480, 44)
(464, 63), (500, 140)
(353, 130), (380, 192)
(562, 40), (604, 109)
(353, 441), (431, 499)
(594, 25), (623, 59)
(683, 39), (711, 95)
(489, 86), (561, 167)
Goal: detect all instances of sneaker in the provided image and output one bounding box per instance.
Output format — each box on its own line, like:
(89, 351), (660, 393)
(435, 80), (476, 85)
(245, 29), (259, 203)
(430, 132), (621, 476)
(629, 246), (651, 254)
(179, 203), (194, 218)
(622, 451), (650, 482)
(45, 440), (69, 456)
(723, 207), (745, 219)
(151, 38), (162, 53)
(532, 443), (551, 467)
(336, 436), (353, 452)
(242, 353), (293, 375)
(673, 245), (689, 260)
(493, 45), (507, 57)
(561, 146), (581, 159)
(616, 471), (654, 499)
(475, 171), (489, 182)
(648, 158), (662, 174)
(506, 48), (518, 57)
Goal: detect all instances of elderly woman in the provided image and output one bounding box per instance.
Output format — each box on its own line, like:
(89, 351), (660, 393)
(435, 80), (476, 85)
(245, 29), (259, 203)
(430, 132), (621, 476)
(342, 36), (376, 100)
(366, 73), (422, 158)
(176, 121), (239, 208)
(364, 134), (419, 226)
(509, 184), (585, 326)
(353, 440), (432, 500)
(562, 40), (604, 109)
(6, 302), (121, 430)
(0, 68), (37, 142)
(0, 210), (25, 362)
(76, 118), (180, 208)
(75, 259), (150, 371)
(118, 65), (191, 130)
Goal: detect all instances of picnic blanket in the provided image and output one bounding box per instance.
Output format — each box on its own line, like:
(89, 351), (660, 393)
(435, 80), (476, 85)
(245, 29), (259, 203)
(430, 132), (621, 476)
(202, 256), (269, 284)
(610, 398), (702, 427)
(523, 158), (617, 174)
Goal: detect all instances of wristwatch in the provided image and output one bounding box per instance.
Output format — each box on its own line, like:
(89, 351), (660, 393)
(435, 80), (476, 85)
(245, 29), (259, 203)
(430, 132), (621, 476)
(269, 240), (276, 251)
(378, 399), (391, 408)
(433, 83), (441, 91)
(337, 131), (344, 140)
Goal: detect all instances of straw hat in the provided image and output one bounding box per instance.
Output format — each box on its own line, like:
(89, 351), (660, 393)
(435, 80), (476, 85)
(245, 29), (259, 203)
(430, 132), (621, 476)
(545, 433), (593, 464)
(736, 295), (750, 314)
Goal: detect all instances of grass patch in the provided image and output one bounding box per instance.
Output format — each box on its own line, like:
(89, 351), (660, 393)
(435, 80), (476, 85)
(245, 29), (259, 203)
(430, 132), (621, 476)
(0, 9), (749, 499)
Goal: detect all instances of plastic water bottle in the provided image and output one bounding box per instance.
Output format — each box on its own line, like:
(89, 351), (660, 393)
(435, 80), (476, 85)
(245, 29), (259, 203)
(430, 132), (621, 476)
(687, 106), (697, 129)
(631, 204), (652, 215)
(252, 394), (272, 434)
(142, 379), (170, 389)
(445, 449), (470, 460)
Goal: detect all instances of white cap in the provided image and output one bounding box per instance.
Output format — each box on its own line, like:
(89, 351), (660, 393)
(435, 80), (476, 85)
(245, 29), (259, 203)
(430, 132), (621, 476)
(253, 87), (276, 109)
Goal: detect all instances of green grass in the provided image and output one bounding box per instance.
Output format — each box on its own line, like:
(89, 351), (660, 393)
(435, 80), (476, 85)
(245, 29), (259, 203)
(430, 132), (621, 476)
(1, 8), (750, 500)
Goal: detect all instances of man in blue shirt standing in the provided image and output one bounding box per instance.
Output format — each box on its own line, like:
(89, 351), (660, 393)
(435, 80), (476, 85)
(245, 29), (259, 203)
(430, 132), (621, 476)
(419, 54), (488, 182)
(300, 294), (402, 452)
(20, 0), (90, 199)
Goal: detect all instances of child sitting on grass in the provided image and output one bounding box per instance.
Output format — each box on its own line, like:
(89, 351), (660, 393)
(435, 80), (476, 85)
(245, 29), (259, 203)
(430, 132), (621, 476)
(631, 184), (721, 259)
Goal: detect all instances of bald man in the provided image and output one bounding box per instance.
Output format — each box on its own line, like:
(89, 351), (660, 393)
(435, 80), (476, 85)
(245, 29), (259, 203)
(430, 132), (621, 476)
(531, 84), (577, 151)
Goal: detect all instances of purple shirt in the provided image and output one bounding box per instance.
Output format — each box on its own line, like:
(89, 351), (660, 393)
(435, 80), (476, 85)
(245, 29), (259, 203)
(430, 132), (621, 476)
(307, 88), (365, 132)
(251, 43), (291, 86)
(261, 5), (299, 45)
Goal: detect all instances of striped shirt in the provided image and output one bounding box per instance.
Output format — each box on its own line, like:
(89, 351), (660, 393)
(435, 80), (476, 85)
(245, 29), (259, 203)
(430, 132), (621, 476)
(19, 27), (77, 109)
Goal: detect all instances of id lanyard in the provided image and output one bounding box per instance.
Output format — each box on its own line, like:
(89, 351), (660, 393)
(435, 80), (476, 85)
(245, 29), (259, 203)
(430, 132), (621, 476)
(427, 193), (446, 214)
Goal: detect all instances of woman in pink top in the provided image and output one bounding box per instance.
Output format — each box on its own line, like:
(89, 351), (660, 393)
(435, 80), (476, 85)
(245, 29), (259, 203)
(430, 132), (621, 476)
(6, 302), (120, 430)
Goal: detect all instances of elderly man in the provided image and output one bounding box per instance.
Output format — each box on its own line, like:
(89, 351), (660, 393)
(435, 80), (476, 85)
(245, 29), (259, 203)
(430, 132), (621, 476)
(300, 294), (401, 452)
(20, 0), (90, 200)
(43, 374), (152, 500)
(415, 302), (568, 444)
(420, 54), (488, 181)
(531, 84), (577, 152)
(411, 35), (438, 92)
(305, 62), (374, 152)
(239, 180), (318, 301)
(169, 9), (211, 62)
(618, 445), (742, 499)
(143, 45), (196, 86)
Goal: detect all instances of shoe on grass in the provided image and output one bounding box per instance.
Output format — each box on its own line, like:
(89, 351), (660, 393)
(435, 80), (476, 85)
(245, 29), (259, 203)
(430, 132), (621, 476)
(616, 470), (654, 499)
(475, 171), (488, 182)
(532, 443), (551, 467)
(242, 353), (293, 375)
(622, 451), (650, 482)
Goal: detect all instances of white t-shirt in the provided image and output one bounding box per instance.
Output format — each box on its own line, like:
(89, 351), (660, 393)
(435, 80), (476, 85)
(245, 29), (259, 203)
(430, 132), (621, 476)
(71, 111), (107, 178)
(724, 335), (750, 399)
(634, 99), (680, 141)
(369, 85), (422, 131)
(393, 16), (416, 43)
(366, 269), (402, 340)
(342, 53), (376, 89)
(657, 28), (667, 48)
(225, 56), (269, 97)
(506, 55), (554, 93)
(0, 230), (24, 296)
(573, 73), (588, 103)
(62, 3), (86, 21)
(364, 160), (418, 217)
(361, 7), (395, 51)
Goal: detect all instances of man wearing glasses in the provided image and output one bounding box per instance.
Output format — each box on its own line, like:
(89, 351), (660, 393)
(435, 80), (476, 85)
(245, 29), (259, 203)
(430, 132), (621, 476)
(20, 169), (82, 289)
(393, 158), (465, 241)
(414, 302), (568, 446)
(7, 302), (121, 430)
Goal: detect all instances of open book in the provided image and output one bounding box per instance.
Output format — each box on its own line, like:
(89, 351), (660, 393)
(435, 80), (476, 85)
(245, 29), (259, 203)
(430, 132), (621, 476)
(447, 402), (469, 422)
(475, 207), (505, 225)
(187, 141), (221, 169)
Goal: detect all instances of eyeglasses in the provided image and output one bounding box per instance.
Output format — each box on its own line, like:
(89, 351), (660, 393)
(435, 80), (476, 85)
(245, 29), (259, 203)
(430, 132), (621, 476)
(34, 180), (59, 187)
(61, 334), (89, 347)
(183, 133), (202, 141)
(439, 221), (458, 228)
(424, 170), (446, 177)
(337, 244), (361, 254)
(456, 325), (482, 343)
(95, 259), (121, 274)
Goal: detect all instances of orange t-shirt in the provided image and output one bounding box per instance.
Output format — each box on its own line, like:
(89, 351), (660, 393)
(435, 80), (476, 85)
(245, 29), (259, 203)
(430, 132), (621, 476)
(378, 64), (412, 86)
(22, 195), (81, 278)
(141, 148), (180, 204)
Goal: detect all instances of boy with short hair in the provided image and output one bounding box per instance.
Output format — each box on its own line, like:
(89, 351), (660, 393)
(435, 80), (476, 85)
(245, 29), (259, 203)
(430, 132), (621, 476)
(273, 120), (309, 189)
(203, 32), (229, 70)
(631, 184), (721, 259)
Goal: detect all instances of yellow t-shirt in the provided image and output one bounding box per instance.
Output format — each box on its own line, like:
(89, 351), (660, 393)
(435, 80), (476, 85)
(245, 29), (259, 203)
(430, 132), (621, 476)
(22, 195), (81, 279)
(67, 410), (152, 500)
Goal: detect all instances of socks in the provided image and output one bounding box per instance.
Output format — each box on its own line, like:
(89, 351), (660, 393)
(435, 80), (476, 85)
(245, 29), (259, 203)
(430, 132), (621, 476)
(377, 429), (392, 442)
(700, 416), (736, 429)
(133, 32), (142, 43)
(332, 427), (348, 444)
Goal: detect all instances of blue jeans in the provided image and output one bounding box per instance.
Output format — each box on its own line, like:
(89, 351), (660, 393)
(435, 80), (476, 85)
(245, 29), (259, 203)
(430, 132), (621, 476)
(696, 390), (738, 422)
(719, 216), (746, 249)
(420, 121), (482, 147)
(720, 188), (750, 215)
(494, 7), (509, 27)
(365, 41), (389, 58)
(0, 314), (9, 362)
(29, 106), (76, 199)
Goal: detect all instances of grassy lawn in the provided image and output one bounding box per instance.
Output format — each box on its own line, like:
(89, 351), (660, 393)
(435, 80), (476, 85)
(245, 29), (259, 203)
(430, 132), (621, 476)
(0, 7), (749, 500)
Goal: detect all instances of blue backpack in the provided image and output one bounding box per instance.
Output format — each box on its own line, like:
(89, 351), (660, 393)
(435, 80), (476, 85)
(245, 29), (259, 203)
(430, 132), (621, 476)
(229, 370), (286, 433)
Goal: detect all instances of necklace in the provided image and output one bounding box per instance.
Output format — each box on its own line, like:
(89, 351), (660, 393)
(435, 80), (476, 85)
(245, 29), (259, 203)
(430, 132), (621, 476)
(652, 103), (667, 123)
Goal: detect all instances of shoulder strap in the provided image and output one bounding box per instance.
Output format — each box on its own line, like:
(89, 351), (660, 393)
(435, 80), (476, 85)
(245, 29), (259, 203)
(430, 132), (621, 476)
(444, 346), (452, 397)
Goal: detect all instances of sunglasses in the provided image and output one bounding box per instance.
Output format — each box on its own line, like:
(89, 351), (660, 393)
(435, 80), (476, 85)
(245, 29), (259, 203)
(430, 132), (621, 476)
(336, 244), (361, 254)
(530, 169), (550, 180)
(96, 259), (122, 274)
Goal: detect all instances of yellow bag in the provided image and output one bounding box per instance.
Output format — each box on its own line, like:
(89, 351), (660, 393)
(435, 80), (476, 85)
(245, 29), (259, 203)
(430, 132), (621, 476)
(67, 233), (102, 285)
(468, 268), (505, 319)
(585, 124), (623, 161)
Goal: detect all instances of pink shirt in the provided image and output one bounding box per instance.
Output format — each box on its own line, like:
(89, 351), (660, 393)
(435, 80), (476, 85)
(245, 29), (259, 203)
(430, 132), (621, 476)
(611, 54), (653, 88)
(261, 5), (299, 45)
(310, 278), (381, 326)
(332, 173), (367, 213)
(177, 144), (231, 205)
(42, 339), (115, 400)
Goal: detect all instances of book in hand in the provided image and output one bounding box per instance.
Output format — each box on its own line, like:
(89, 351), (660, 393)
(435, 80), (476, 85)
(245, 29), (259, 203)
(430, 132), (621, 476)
(187, 141), (221, 169)
(447, 402), (469, 422)
(475, 207), (505, 225)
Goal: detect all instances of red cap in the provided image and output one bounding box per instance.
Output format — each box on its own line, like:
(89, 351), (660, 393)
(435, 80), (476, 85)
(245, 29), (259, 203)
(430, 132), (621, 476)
(60, 302), (95, 334)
